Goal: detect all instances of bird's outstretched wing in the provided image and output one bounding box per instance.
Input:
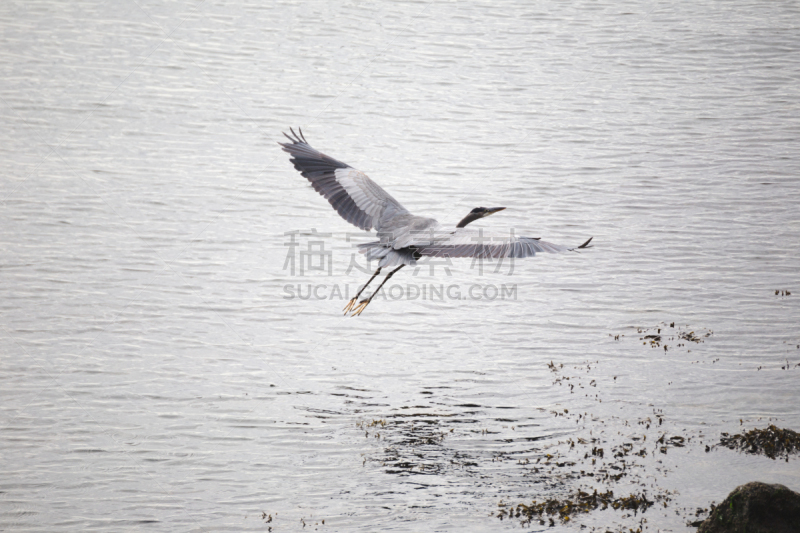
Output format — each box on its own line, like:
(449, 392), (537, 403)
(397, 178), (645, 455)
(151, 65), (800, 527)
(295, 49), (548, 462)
(412, 229), (592, 259)
(280, 128), (410, 231)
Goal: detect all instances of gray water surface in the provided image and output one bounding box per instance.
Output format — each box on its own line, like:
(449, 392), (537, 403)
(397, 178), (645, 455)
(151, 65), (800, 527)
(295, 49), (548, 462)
(2, 1), (800, 531)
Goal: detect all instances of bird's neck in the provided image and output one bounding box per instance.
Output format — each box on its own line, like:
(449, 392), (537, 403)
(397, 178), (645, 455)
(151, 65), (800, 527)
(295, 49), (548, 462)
(456, 213), (481, 228)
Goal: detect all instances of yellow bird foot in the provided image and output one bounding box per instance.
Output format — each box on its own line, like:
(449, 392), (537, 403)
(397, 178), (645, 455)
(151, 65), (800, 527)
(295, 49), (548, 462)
(343, 297), (358, 314)
(351, 299), (371, 316)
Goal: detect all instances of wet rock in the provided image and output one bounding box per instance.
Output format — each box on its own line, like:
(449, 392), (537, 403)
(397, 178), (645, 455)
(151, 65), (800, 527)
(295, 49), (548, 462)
(696, 482), (800, 533)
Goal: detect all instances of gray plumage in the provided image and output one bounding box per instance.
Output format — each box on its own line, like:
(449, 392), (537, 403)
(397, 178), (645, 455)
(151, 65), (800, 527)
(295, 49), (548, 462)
(280, 128), (410, 232)
(280, 128), (592, 270)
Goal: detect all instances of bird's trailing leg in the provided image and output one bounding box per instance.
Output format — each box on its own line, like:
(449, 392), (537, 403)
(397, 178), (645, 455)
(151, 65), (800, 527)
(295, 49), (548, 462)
(351, 265), (405, 316)
(343, 267), (382, 314)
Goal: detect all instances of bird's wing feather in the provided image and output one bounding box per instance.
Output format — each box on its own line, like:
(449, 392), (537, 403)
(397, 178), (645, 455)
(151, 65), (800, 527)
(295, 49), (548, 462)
(280, 129), (409, 231)
(412, 228), (592, 259)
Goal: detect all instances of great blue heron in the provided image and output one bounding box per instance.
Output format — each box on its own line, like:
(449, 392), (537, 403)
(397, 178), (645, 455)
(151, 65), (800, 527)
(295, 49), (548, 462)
(280, 128), (592, 316)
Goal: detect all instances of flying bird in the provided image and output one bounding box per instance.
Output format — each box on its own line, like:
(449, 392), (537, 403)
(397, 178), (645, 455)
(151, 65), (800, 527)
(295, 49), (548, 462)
(280, 128), (592, 316)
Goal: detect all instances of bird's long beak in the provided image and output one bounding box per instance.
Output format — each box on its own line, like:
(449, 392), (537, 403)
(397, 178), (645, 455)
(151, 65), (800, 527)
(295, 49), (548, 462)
(485, 207), (506, 216)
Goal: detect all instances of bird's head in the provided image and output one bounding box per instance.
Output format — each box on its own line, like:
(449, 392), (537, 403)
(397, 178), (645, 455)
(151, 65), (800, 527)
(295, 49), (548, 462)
(456, 207), (506, 228)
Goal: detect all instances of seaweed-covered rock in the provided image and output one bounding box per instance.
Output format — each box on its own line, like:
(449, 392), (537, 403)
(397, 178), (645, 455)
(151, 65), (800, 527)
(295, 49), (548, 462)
(718, 425), (800, 460)
(697, 482), (800, 533)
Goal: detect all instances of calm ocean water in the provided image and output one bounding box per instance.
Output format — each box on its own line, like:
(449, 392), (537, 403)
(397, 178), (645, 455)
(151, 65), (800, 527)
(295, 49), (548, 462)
(1, 1), (799, 531)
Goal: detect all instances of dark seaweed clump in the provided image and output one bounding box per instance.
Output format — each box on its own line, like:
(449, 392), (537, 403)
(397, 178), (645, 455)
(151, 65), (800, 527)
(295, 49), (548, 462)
(718, 425), (800, 461)
(496, 489), (665, 525)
